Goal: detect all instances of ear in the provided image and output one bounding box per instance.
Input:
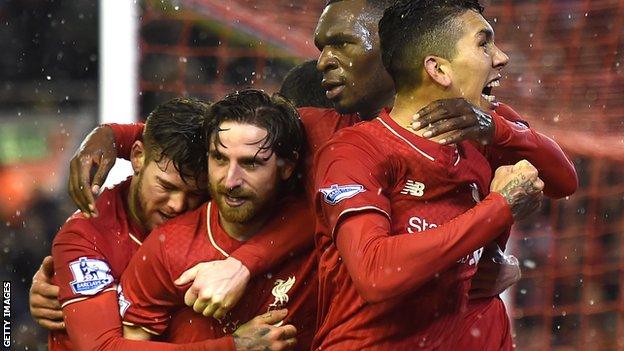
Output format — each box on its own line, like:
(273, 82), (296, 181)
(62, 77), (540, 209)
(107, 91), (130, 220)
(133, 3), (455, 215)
(130, 141), (146, 175)
(424, 55), (452, 87)
(278, 152), (298, 181)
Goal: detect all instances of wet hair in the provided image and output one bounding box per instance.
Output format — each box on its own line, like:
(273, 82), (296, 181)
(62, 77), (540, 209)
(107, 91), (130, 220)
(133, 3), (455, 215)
(379, 0), (484, 92)
(204, 89), (306, 193)
(279, 60), (333, 108)
(143, 97), (210, 185)
(325, 0), (397, 13)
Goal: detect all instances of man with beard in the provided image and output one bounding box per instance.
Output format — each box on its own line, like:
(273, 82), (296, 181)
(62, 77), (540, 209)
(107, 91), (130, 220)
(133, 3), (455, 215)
(119, 90), (316, 350)
(49, 98), (298, 351)
(34, 0), (577, 347)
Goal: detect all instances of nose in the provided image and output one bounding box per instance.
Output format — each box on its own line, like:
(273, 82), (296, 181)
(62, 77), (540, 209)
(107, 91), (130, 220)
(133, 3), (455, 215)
(317, 47), (338, 73)
(224, 164), (243, 190)
(166, 191), (187, 214)
(493, 44), (509, 68)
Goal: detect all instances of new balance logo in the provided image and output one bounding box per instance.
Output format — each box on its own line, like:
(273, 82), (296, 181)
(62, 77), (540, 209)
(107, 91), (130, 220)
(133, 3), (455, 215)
(401, 180), (425, 197)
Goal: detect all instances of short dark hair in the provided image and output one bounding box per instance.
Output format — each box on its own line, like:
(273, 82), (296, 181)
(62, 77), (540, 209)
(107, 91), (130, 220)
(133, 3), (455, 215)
(279, 60), (333, 109)
(205, 89), (306, 192)
(379, 0), (484, 92)
(143, 97), (210, 185)
(325, 0), (396, 13)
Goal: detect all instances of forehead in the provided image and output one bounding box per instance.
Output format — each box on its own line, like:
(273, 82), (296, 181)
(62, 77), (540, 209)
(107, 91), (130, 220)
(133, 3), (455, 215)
(457, 10), (494, 38)
(148, 157), (199, 187)
(210, 121), (269, 155)
(314, 0), (376, 40)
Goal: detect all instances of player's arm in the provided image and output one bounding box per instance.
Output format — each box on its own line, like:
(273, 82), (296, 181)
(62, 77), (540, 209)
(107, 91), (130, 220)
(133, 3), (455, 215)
(175, 199), (314, 319)
(485, 103), (577, 199)
(68, 123), (144, 217)
(410, 99), (577, 199)
(63, 290), (239, 351)
(315, 139), (542, 303)
(52, 231), (233, 350)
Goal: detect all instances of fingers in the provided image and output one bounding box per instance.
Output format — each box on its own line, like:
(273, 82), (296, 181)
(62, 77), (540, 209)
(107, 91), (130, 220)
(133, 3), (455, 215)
(184, 287), (199, 308)
(191, 292), (208, 313)
(175, 265), (200, 286)
(254, 309), (288, 326)
(36, 318), (66, 331)
(31, 306), (64, 322)
(31, 271), (60, 301)
(421, 114), (476, 139)
(30, 291), (61, 311)
(78, 155), (97, 216)
(41, 256), (55, 278)
(68, 157), (91, 217)
(435, 126), (481, 145)
(213, 305), (229, 320)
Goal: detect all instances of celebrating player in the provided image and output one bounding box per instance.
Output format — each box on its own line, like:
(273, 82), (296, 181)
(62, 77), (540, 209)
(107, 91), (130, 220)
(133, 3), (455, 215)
(32, 0), (578, 348)
(311, 1), (551, 349)
(48, 98), (298, 351)
(118, 89), (316, 350)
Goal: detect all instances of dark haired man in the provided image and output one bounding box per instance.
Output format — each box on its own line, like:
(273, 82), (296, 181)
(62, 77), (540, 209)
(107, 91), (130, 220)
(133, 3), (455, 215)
(34, 0), (577, 346)
(311, 1), (561, 349)
(119, 90), (316, 350)
(279, 59), (333, 109)
(49, 98), (297, 351)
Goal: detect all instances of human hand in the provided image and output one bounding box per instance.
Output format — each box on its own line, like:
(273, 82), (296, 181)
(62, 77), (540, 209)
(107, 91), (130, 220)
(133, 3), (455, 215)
(175, 257), (251, 320)
(490, 160), (544, 221)
(410, 98), (494, 145)
(68, 125), (117, 218)
(233, 309), (297, 351)
(29, 256), (65, 330)
(469, 244), (521, 299)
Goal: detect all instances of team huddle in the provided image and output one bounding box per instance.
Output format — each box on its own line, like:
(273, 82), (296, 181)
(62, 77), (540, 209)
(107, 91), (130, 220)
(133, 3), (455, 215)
(29, 1), (578, 350)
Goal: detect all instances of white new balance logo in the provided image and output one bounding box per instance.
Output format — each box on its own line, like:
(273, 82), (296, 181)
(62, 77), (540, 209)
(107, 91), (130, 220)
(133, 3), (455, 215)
(401, 180), (425, 197)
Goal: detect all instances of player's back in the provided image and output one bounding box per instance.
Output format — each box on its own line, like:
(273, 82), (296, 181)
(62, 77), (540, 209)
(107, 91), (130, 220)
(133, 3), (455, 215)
(313, 110), (494, 350)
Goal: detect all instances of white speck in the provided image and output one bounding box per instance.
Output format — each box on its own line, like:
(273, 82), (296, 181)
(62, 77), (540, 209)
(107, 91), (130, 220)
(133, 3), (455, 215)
(523, 259), (536, 269)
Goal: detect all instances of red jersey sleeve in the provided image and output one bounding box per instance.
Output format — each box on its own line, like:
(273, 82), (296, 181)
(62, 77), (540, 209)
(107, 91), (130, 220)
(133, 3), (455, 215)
(119, 226), (179, 336)
(63, 291), (235, 351)
(315, 138), (514, 303)
(52, 229), (117, 307)
(229, 197), (314, 275)
(314, 139), (391, 238)
(106, 123), (145, 160)
(486, 104), (578, 199)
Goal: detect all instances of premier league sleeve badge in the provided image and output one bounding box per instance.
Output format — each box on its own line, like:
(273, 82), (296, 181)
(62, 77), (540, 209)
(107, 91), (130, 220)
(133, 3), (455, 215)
(68, 257), (114, 295)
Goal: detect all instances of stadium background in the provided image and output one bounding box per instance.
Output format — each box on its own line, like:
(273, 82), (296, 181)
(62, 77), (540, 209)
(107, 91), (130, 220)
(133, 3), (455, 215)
(1, 0), (622, 350)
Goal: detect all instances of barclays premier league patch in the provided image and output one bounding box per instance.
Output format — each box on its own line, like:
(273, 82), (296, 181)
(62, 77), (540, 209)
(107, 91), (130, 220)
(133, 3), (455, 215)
(69, 257), (114, 295)
(117, 284), (131, 317)
(320, 184), (365, 205)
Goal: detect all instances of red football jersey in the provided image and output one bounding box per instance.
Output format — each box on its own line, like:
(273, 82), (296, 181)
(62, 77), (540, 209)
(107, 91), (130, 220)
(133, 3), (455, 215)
(312, 109), (514, 350)
(49, 178), (147, 351)
(119, 199), (318, 350)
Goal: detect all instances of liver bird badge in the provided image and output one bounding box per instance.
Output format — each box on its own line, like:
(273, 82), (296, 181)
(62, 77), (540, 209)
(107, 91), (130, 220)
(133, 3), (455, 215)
(269, 276), (296, 309)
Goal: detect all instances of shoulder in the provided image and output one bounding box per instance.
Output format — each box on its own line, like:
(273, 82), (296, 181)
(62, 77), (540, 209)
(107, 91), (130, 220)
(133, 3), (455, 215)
(144, 204), (207, 256)
(320, 120), (384, 157)
(54, 182), (129, 247)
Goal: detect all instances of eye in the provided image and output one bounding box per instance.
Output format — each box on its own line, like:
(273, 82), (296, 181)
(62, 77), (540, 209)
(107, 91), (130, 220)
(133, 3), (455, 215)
(242, 160), (258, 169)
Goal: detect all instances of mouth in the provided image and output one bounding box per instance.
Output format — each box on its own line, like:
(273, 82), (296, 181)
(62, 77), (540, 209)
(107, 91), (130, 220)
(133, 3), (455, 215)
(222, 194), (247, 208)
(158, 211), (176, 221)
(481, 77), (501, 107)
(322, 79), (346, 100)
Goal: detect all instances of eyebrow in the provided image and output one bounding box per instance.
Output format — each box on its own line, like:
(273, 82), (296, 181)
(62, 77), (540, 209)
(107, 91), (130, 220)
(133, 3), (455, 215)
(315, 32), (358, 49)
(156, 176), (178, 189)
(476, 28), (494, 41)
